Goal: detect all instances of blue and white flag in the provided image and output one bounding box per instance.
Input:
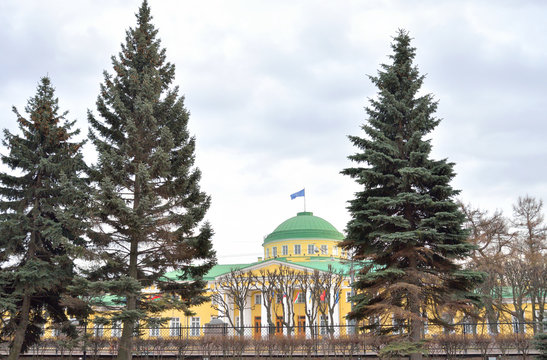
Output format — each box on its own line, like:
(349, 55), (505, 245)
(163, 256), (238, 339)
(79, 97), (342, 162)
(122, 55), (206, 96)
(290, 189), (305, 200)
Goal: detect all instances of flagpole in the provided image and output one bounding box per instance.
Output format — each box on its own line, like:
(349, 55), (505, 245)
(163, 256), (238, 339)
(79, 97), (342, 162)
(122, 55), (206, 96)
(303, 188), (306, 212)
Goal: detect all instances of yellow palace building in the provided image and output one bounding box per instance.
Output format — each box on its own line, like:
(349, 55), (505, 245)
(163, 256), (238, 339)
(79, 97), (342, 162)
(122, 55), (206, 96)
(68, 211), (538, 339)
(155, 210), (356, 338)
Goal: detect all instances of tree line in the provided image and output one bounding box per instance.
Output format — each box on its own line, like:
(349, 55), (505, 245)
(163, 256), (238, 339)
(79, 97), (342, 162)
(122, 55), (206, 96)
(0, 2), (215, 360)
(461, 195), (546, 335)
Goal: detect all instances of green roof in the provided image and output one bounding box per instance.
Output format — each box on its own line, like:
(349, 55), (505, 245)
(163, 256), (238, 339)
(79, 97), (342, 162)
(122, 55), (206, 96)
(263, 212), (344, 245)
(163, 263), (254, 281)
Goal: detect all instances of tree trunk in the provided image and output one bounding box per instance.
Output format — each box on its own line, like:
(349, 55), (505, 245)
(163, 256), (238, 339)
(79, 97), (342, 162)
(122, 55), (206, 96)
(117, 174), (142, 360)
(117, 233), (139, 359)
(409, 255), (423, 360)
(7, 293), (31, 360)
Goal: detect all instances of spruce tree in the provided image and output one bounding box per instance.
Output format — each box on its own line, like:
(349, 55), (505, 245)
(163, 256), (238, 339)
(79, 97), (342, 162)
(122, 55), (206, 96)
(0, 77), (89, 360)
(342, 30), (482, 360)
(87, 2), (216, 359)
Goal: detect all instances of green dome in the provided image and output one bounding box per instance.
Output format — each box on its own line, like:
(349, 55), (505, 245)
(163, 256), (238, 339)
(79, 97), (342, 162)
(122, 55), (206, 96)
(263, 212), (344, 245)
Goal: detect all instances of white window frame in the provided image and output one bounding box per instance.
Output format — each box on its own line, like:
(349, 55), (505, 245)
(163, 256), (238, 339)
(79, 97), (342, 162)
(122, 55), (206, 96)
(149, 319), (160, 337)
(190, 317), (200, 336)
(266, 248), (270, 258)
(296, 292), (306, 303)
(320, 245), (328, 255)
(308, 244), (315, 255)
(272, 247), (277, 257)
(333, 246), (338, 256)
(255, 294), (262, 305)
(512, 316), (525, 334)
(112, 320), (122, 338)
(294, 244), (301, 255)
(170, 317), (181, 337)
(320, 315), (328, 335)
(282, 245), (288, 256)
(487, 321), (499, 335)
(52, 327), (61, 337)
(462, 317), (476, 335)
(94, 323), (104, 338)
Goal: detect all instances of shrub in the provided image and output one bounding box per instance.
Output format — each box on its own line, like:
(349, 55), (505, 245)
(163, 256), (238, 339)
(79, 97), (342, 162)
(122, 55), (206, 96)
(472, 335), (494, 360)
(495, 334), (516, 360)
(514, 334), (532, 360)
(434, 334), (469, 360)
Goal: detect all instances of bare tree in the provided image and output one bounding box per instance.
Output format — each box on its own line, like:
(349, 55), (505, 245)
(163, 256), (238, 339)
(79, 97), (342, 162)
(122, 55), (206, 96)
(272, 266), (299, 335)
(503, 257), (530, 334)
(251, 268), (279, 335)
(210, 268), (254, 336)
(529, 255), (547, 333)
(460, 202), (512, 334)
(320, 265), (345, 336)
(512, 196), (547, 333)
(512, 196), (546, 256)
(297, 270), (322, 338)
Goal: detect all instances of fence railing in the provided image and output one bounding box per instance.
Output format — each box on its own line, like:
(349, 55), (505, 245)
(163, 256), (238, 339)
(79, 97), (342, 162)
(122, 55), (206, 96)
(37, 321), (545, 340)
(2, 324), (539, 358)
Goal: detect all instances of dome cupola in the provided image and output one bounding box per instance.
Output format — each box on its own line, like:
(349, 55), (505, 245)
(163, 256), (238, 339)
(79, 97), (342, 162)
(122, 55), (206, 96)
(263, 211), (343, 245)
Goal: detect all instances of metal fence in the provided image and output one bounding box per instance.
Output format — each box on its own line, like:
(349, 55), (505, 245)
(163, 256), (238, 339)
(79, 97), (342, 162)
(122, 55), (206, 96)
(53, 321), (544, 339)
(2, 322), (540, 358)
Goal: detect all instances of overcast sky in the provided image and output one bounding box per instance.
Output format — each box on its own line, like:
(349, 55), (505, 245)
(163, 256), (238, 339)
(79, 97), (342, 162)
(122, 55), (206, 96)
(1, 0), (545, 264)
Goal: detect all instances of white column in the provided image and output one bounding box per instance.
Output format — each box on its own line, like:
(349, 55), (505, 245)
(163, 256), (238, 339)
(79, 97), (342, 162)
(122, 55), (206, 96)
(261, 294), (268, 337)
(244, 294), (252, 337)
(283, 295), (289, 335)
(333, 290), (340, 326)
(216, 291), (226, 323)
(305, 290), (312, 338)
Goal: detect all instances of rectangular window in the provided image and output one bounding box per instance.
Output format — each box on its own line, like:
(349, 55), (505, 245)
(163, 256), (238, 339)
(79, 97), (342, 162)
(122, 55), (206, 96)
(369, 316), (379, 332)
(512, 316), (524, 334)
(111, 321), (122, 338)
(462, 319), (476, 335)
(321, 245), (328, 255)
(149, 319), (160, 337)
(296, 292), (306, 303)
(191, 317), (200, 336)
(170, 317), (180, 337)
(282, 245), (288, 256)
(94, 323), (104, 338)
(294, 244), (301, 255)
(266, 248), (270, 258)
(255, 294), (262, 305)
(487, 321), (499, 335)
(308, 244), (315, 255)
(320, 315), (328, 335)
(52, 327), (61, 337)
(272, 247), (277, 257)
(333, 246), (338, 255)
